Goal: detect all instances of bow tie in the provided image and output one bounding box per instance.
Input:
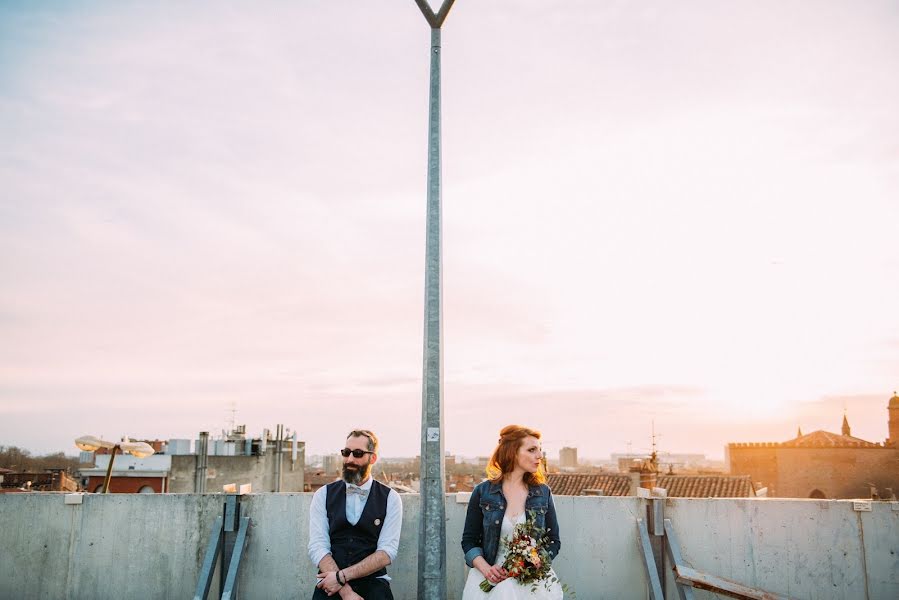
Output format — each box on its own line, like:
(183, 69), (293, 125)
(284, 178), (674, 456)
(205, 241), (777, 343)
(346, 485), (369, 498)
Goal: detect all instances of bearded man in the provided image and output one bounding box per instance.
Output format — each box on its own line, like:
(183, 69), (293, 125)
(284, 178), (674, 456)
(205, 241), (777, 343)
(307, 429), (402, 600)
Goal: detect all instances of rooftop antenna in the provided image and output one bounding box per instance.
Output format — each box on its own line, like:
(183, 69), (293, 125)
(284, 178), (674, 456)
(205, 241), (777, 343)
(650, 420), (662, 470)
(226, 401), (237, 433)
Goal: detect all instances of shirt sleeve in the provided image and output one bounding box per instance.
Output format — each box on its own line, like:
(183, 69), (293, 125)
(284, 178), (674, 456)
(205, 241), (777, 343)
(307, 485), (331, 568)
(376, 489), (403, 563)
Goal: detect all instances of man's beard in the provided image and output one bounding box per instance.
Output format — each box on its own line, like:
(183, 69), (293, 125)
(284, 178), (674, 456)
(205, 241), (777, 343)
(342, 461), (371, 485)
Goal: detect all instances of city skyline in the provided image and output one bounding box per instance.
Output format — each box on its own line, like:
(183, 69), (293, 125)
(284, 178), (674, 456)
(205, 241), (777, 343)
(2, 1), (898, 460)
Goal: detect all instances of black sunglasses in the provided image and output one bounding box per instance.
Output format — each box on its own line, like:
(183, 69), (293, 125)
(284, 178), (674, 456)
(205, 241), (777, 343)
(341, 448), (374, 458)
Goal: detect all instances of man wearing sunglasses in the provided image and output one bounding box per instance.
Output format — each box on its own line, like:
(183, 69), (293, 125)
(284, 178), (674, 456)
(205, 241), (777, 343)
(308, 429), (402, 599)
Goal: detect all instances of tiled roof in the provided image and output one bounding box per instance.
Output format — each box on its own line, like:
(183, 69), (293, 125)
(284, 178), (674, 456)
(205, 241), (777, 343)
(780, 430), (880, 448)
(657, 475), (754, 498)
(547, 473), (755, 498)
(729, 428), (882, 449)
(546, 473), (632, 496)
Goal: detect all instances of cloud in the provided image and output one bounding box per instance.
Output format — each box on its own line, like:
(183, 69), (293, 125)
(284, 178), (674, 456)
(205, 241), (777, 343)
(2, 0), (899, 459)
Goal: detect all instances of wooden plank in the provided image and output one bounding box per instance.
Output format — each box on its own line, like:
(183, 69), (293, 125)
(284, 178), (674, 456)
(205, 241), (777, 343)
(675, 565), (793, 600)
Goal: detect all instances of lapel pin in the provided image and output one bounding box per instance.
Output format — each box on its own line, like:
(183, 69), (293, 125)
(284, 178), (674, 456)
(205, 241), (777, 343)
(374, 518), (381, 526)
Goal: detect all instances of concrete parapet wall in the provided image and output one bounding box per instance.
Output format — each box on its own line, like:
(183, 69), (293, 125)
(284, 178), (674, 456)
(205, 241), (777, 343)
(1, 494), (897, 599)
(0, 493), (223, 600)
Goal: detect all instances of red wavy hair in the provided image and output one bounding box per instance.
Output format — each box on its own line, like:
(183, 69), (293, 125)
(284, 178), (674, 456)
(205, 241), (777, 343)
(486, 424), (546, 485)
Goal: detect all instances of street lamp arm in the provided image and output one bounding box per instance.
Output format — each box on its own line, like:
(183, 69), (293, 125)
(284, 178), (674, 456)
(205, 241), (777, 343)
(102, 445), (120, 494)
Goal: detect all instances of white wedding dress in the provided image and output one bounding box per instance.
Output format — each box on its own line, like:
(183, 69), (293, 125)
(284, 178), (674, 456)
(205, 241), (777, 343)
(461, 512), (563, 600)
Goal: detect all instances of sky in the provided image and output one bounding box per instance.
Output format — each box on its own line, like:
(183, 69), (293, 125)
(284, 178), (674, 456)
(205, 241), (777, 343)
(1, 0), (898, 461)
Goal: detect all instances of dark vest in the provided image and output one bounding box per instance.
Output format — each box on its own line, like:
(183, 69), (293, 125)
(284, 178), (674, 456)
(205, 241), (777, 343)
(324, 479), (391, 580)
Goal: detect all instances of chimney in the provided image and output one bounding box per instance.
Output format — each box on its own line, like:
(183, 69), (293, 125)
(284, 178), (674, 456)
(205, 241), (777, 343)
(638, 451), (659, 490)
(195, 432), (209, 494)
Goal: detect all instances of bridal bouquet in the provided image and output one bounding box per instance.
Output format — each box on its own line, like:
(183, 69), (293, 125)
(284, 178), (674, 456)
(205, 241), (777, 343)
(479, 511), (571, 595)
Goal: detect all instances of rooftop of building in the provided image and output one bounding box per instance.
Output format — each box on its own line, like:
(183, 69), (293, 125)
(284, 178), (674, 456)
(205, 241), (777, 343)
(729, 429), (887, 449)
(546, 472), (756, 497)
(547, 472), (632, 496)
(656, 474), (755, 498)
(729, 410), (893, 449)
(781, 430), (881, 448)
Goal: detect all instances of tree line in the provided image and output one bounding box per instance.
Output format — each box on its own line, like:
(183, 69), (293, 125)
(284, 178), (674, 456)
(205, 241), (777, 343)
(0, 445), (80, 473)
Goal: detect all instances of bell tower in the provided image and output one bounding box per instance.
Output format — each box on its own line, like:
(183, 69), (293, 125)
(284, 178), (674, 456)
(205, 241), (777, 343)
(888, 392), (899, 447)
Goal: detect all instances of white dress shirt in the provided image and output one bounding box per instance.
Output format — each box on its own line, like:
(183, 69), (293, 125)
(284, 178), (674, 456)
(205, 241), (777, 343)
(307, 477), (403, 579)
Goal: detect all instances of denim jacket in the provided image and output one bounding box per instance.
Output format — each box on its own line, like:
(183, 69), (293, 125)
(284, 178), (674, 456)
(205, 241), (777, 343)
(461, 479), (561, 568)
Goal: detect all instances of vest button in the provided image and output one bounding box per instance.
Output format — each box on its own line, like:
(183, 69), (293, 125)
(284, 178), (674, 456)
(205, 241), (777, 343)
(495, 520), (500, 524)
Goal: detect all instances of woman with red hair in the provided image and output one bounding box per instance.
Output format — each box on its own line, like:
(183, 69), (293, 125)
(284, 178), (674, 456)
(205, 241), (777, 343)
(460, 425), (562, 599)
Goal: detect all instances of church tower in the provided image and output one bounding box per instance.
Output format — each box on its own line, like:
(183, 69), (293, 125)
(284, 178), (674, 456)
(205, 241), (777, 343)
(888, 392), (899, 448)
(841, 411), (851, 437)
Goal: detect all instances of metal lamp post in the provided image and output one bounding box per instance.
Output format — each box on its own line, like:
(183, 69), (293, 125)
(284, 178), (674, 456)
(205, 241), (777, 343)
(101, 444), (120, 493)
(413, 1), (456, 598)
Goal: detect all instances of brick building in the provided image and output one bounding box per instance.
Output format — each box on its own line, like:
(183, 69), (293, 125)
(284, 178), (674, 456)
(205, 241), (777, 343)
(80, 455), (170, 493)
(727, 393), (899, 499)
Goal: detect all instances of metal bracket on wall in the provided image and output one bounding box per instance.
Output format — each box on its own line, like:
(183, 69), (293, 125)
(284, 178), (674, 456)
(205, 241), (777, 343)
(663, 518), (792, 600)
(636, 508), (792, 600)
(194, 494), (251, 600)
(636, 491), (675, 600)
(636, 518), (665, 600)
